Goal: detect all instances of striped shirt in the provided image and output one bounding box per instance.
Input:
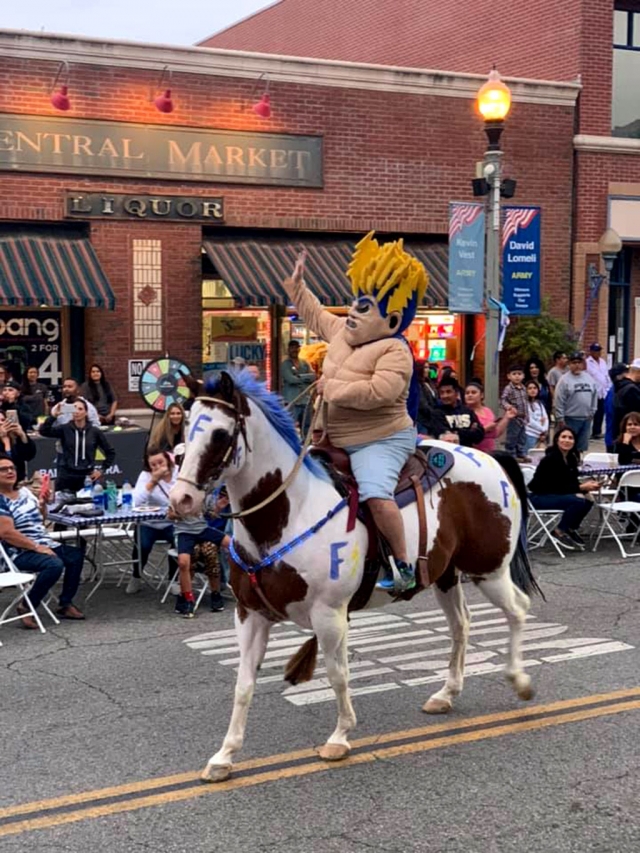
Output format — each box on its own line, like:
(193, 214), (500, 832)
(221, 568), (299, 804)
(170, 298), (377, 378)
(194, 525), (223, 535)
(0, 488), (55, 558)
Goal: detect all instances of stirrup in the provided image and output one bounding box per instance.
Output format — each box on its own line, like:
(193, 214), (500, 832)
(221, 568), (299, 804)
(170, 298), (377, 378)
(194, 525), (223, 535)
(375, 556), (416, 594)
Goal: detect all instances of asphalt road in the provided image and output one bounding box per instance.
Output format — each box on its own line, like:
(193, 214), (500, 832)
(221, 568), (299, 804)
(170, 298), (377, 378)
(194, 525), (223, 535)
(1, 538), (639, 853)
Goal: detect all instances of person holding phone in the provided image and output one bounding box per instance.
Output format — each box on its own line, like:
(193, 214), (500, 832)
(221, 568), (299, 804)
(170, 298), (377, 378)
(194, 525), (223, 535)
(1, 382), (33, 431)
(40, 398), (115, 492)
(53, 378), (101, 427)
(0, 409), (36, 482)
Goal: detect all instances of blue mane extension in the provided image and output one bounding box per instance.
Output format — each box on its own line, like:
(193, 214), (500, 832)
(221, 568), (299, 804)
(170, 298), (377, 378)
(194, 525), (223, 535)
(204, 372), (329, 481)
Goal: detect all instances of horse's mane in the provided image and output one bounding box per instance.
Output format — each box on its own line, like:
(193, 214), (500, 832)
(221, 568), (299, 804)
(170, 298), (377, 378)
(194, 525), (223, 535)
(204, 372), (329, 480)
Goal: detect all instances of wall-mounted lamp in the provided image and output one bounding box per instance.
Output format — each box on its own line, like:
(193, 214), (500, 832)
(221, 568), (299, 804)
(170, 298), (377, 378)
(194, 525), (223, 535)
(251, 74), (271, 119)
(50, 61), (71, 111)
(152, 66), (174, 113)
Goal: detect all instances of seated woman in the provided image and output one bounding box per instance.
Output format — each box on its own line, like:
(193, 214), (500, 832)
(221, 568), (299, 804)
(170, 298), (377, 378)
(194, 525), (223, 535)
(614, 412), (640, 465)
(0, 452), (85, 626)
(464, 380), (515, 453)
(126, 448), (177, 594)
(149, 403), (185, 453)
(80, 363), (118, 425)
(528, 426), (600, 552)
(524, 380), (549, 453)
(0, 409), (36, 482)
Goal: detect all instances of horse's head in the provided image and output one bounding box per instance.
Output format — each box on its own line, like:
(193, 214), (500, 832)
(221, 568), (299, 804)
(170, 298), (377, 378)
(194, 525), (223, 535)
(170, 371), (249, 517)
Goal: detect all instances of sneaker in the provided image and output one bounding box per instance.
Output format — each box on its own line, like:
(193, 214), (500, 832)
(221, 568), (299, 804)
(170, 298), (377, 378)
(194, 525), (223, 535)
(182, 600), (195, 619)
(375, 559), (417, 593)
(125, 576), (143, 595)
(210, 592), (225, 612)
(174, 594), (186, 615)
(567, 530), (586, 550)
(551, 529), (576, 551)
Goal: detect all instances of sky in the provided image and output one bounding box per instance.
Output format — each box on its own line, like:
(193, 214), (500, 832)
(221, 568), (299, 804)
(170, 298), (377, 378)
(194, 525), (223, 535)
(2, 0), (273, 47)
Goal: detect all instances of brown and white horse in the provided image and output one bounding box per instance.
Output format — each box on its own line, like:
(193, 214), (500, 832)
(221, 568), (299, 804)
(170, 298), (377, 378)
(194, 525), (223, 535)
(170, 371), (539, 782)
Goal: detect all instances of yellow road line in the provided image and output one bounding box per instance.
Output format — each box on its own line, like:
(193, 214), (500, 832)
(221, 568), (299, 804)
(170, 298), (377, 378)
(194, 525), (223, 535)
(1, 697), (639, 839)
(2, 686), (639, 821)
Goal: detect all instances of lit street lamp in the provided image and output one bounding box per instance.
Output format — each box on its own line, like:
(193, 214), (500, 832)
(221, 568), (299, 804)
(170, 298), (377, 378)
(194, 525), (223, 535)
(476, 68), (512, 413)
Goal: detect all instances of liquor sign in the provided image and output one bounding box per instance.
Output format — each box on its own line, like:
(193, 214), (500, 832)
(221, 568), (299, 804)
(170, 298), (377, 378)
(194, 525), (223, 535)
(66, 193), (224, 222)
(0, 310), (62, 385)
(502, 206), (542, 315)
(0, 114), (323, 187)
(448, 202), (485, 313)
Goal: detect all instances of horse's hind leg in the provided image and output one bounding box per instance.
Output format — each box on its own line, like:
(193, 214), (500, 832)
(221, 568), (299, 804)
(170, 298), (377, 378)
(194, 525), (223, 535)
(476, 567), (533, 701)
(423, 568), (470, 714)
(314, 607), (356, 761)
(201, 610), (271, 783)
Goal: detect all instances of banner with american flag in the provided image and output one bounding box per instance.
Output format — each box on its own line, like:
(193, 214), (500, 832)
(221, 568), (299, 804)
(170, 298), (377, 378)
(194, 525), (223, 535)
(448, 202), (485, 313)
(502, 206), (541, 315)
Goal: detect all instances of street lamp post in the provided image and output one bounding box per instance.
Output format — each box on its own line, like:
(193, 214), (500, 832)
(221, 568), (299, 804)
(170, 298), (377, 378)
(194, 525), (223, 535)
(580, 227), (622, 346)
(476, 69), (512, 413)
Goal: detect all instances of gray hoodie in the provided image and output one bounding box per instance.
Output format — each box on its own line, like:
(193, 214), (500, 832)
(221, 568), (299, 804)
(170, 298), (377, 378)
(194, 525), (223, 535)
(554, 370), (598, 420)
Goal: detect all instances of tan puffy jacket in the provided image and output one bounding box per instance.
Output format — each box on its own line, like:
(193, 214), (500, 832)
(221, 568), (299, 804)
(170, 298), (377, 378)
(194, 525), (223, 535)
(284, 277), (413, 447)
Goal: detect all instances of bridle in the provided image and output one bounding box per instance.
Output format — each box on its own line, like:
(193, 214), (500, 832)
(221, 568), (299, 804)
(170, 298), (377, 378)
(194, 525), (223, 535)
(175, 393), (314, 520)
(176, 397), (248, 498)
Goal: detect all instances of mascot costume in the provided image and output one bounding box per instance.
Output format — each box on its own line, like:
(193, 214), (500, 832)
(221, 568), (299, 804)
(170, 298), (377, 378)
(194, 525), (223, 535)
(284, 232), (429, 592)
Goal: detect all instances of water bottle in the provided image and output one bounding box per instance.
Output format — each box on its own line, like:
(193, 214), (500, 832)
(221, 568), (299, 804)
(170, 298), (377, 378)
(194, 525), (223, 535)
(106, 480), (118, 513)
(82, 475), (92, 497)
(92, 481), (104, 510)
(121, 479), (133, 510)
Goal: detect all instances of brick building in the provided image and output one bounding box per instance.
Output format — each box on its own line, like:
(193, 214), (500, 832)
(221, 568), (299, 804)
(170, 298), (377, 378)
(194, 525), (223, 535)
(204, 0), (640, 365)
(0, 29), (577, 413)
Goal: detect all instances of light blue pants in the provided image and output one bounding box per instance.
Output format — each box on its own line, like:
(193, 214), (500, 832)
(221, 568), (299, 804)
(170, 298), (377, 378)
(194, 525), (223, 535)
(344, 427), (417, 501)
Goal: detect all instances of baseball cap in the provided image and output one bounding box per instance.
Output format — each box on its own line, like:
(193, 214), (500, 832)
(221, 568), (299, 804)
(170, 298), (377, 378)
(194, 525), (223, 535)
(609, 362), (628, 380)
(630, 358), (640, 370)
(568, 351), (585, 361)
(589, 342), (602, 352)
(231, 356), (246, 367)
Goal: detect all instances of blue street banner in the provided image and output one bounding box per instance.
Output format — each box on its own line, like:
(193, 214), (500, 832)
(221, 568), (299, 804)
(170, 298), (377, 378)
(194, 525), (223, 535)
(502, 206), (541, 315)
(448, 202), (485, 313)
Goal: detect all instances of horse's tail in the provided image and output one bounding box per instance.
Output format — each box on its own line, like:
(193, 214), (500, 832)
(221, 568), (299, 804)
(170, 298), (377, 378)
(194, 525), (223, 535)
(284, 635), (318, 684)
(492, 451), (545, 600)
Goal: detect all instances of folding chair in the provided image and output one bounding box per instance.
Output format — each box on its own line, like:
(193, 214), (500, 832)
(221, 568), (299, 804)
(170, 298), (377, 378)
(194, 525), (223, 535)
(0, 543), (60, 645)
(160, 549), (210, 613)
(592, 470), (640, 558)
(582, 453), (619, 501)
(521, 465), (566, 559)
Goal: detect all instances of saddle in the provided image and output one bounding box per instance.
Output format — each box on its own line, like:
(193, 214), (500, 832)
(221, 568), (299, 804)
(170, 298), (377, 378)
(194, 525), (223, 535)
(309, 434), (454, 608)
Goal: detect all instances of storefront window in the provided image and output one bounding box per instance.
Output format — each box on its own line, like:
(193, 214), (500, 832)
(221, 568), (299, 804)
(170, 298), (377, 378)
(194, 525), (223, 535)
(407, 311), (461, 377)
(612, 9), (640, 137)
(202, 279), (272, 386)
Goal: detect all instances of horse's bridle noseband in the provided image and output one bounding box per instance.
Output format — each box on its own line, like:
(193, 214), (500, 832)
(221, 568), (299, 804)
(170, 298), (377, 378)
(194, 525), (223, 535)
(176, 396), (249, 495)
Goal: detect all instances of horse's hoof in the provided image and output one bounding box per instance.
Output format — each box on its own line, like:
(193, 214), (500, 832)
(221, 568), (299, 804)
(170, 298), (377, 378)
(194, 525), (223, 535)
(200, 763), (232, 783)
(422, 697), (452, 714)
(518, 684), (535, 701)
(317, 743), (350, 762)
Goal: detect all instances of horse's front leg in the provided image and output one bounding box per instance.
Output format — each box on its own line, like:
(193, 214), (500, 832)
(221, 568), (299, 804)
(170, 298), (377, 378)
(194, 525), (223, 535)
(314, 607), (356, 761)
(423, 572), (470, 714)
(201, 610), (271, 783)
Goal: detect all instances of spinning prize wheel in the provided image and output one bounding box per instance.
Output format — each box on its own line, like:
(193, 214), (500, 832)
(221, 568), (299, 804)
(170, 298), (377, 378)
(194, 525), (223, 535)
(139, 357), (192, 412)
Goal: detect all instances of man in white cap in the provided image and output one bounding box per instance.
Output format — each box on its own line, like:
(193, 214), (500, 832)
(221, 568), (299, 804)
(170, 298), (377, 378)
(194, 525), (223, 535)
(585, 343), (611, 440)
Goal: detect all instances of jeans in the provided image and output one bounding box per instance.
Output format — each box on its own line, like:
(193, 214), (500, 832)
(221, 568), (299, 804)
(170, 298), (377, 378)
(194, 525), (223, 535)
(524, 433), (544, 453)
(131, 523), (174, 578)
(56, 470), (90, 493)
(592, 399), (605, 438)
(13, 544), (84, 608)
(505, 419), (527, 457)
(529, 493), (593, 532)
(562, 417), (592, 454)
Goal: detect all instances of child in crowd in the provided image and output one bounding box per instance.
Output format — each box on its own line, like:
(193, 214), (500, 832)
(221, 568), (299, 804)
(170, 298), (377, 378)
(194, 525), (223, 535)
(173, 486), (231, 617)
(501, 365), (530, 462)
(524, 380), (549, 453)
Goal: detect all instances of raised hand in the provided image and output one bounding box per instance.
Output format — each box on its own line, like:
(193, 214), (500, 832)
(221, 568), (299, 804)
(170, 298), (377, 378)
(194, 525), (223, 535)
(292, 250), (307, 284)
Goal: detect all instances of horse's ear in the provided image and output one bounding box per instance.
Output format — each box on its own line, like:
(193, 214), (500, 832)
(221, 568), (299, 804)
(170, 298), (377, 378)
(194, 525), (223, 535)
(218, 371), (235, 403)
(183, 373), (201, 397)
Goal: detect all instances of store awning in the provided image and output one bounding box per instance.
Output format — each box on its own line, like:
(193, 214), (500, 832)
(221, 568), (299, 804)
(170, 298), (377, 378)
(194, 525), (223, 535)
(0, 231), (116, 309)
(203, 237), (449, 308)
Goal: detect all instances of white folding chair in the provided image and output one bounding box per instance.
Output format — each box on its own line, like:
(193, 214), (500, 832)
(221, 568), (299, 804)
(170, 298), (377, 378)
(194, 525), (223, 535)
(582, 453), (619, 500)
(592, 470), (640, 558)
(0, 543), (60, 645)
(521, 466), (566, 559)
(160, 549), (210, 613)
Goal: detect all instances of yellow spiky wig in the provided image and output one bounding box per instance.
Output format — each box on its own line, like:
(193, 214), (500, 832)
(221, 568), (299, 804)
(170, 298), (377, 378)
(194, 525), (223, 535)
(347, 232), (429, 333)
